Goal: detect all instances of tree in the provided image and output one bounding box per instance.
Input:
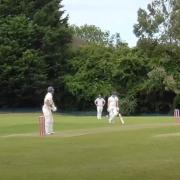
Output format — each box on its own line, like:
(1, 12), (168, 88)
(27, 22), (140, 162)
(65, 42), (149, 113)
(0, 0), (72, 108)
(133, 0), (180, 112)
(134, 0), (179, 44)
(170, 0), (180, 42)
(71, 24), (128, 48)
(70, 24), (110, 46)
(0, 16), (47, 107)
(64, 45), (114, 109)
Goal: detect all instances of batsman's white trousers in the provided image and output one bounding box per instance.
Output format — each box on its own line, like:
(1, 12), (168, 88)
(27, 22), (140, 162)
(97, 106), (103, 119)
(108, 107), (118, 123)
(42, 106), (54, 134)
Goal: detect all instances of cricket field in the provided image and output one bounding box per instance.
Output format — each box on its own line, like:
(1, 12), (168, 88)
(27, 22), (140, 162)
(0, 113), (180, 180)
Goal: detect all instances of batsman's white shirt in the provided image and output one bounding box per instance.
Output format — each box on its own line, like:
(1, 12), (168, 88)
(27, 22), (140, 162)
(108, 96), (118, 108)
(43, 92), (53, 113)
(95, 98), (105, 107)
(108, 96), (119, 123)
(42, 92), (54, 134)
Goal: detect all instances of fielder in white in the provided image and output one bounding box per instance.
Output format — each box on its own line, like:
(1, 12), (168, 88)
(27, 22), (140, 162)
(107, 92), (124, 124)
(94, 94), (105, 120)
(42, 86), (57, 135)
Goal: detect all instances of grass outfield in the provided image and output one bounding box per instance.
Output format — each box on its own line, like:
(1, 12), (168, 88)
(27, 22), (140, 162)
(0, 113), (180, 180)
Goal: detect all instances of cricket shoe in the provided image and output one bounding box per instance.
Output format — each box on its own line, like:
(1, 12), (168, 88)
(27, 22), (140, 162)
(46, 132), (51, 135)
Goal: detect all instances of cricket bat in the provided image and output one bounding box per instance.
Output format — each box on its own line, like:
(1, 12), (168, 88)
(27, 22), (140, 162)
(118, 113), (124, 124)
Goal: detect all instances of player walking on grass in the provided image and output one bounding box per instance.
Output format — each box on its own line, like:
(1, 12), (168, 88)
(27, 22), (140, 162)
(42, 86), (57, 135)
(94, 94), (105, 120)
(107, 92), (120, 124)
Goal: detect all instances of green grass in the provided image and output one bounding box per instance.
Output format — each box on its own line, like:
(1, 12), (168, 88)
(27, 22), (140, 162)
(0, 113), (180, 180)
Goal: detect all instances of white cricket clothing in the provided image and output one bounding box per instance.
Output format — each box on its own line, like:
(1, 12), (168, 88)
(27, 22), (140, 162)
(108, 96), (118, 108)
(95, 98), (105, 107)
(42, 92), (54, 135)
(95, 98), (105, 120)
(108, 96), (119, 123)
(96, 106), (103, 119)
(43, 92), (53, 111)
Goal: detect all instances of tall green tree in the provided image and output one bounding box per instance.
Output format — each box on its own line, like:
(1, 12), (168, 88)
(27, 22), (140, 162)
(65, 45), (114, 110)
(0, 0), (72, 107)
(170, 0), (180, 42)
(71, 24), (128, 48)
(133, 0), (180, 111)
(134, 0), (179, 44)
(64, 43), (148, 113)
(133, 2), (179, 57)
(71, 24), (110, 46)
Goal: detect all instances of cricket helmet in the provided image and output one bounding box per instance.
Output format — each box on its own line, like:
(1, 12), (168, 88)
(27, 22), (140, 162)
(47, 86), (54, 94)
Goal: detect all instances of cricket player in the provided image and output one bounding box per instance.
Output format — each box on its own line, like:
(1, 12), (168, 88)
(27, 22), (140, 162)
(94, 94), (105, 119)
(42, 86), (57, 135)
(107, 92), (119, 124)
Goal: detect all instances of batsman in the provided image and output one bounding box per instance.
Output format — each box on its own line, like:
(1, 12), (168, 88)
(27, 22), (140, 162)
(107, 92), (124, 124)
(42, 86), (57, 135)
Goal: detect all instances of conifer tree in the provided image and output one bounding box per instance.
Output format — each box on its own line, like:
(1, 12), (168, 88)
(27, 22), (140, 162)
(0, 0), (72, 107)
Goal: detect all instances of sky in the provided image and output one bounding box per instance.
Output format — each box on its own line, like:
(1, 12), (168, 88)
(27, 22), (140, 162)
(62, 0), (151, 47)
